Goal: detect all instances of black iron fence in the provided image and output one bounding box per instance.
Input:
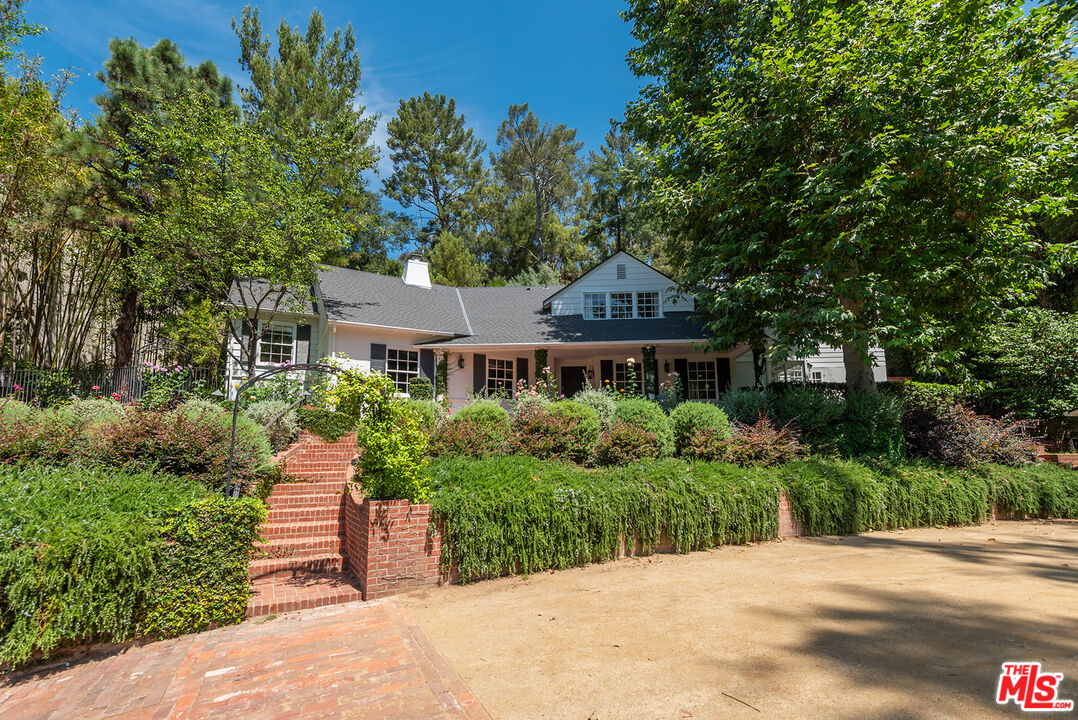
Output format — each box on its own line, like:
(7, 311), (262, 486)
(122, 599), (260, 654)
(0, 365), (225, 407)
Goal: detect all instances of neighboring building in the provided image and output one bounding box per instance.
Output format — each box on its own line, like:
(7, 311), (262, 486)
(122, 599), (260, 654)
(225, 251), (886, 408)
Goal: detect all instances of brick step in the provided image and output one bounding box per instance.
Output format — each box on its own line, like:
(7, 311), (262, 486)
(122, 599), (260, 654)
(248, 552), (346, 580)
(281, 471), (351, 482)
(267, 505), (345, 524)
(246, 570), (363, 617)
(255, 533), (344, 557)
(269, 481), (349, 496)
(266, 493), (346, 509)
(259, 519), (345, 539)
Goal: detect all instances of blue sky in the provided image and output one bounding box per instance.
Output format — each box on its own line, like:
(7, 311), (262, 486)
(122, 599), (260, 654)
(20, 0), (643, 179)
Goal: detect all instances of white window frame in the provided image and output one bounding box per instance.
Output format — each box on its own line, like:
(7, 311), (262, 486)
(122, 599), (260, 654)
(686, 360), (718, 400)
(386, 348), (419, 394)
(637, 291), (660, 318)
(610, 292), (634, 319)
(583, 290), (664, 320)
(257, 322), (296, 366)
(487, 358), (514, 396)
(614, 362), (644, 394)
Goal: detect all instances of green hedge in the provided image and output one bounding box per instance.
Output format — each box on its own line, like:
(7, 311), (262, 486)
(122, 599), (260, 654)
(426, 455), (779, 582)
(296, 406), (355, 442)
(0, 464), (265, 668)
(425, 457), (1078, 584)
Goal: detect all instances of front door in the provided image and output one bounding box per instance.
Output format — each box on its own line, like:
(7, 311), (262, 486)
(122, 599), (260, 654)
(560, 366), (588, 398)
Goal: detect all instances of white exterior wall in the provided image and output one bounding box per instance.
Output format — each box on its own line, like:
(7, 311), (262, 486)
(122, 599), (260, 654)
(327, 324), (445, 371)
(548, 253), (693, 316)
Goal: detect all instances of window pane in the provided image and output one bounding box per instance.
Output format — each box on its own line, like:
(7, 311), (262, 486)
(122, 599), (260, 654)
(487, 358), (514, 395)
(614, 362), (644, 394)
(387, 348), (419, 393)
(637, 292), (659, 318)
(259, 326), (294, 365)
(686, 360), (718, 400)
(584, 293), (607, 320)
(611, 292), (634, 319)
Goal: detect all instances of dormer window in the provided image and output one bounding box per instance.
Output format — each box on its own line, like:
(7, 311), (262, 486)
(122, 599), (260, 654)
(584, 293), (607, 320)
(610, 292), (634, 319)
(637, 292), (659, 318)
(583, 291), (662, 320)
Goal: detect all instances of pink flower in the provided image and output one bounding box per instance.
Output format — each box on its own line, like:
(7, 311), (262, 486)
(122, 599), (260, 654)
(175, 365), (183, 371)
(12, 383), (22, 392)
(111, 392), (121, 401)
(91, 385), (100, 392)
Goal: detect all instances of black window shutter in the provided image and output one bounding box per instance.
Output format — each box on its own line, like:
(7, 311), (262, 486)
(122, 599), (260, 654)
(297, 324), (311, 363)
(419, 349), (435, 380)
(674, 358), (689, 386)
(716, 358), (732, 394)
(600, 359), (614, 388)
(473, 353), (486, 395)
(516, 357), (529, 391)
(370, 343), (387, 373)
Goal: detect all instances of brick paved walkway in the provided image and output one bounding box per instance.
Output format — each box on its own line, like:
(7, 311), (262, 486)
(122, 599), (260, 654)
(0, 600), (488, 720)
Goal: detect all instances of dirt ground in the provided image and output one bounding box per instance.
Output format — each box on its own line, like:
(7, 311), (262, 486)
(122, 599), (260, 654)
(400, 520), (1078, 720)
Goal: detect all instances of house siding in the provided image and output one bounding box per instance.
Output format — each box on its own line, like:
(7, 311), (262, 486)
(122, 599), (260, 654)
(549, 253), (694, 316)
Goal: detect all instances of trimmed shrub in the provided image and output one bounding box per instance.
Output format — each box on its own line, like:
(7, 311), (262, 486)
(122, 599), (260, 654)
(881, 380), (966, 414)
(242, 399), (299, 448)
(719, 388), (769, 425)
(594, 421), (661, 466)
(83, 407), (271, 493)
(52, 398), (125, 427)
(0, 464), (264, 668)
(613, 397), (674, 456)
(407, 376), (434, 400)
(296, 406), (355, 442)
(431, 400), (511, 457)
(425, 455), (779, 582)
(770, 384), (845, 452)
(405, 399), (447, 432)
(572, 386), (617, 428)
(513, 401), (601, 463)
(670, 402), (731, 455)
(837, 391), (905, 459)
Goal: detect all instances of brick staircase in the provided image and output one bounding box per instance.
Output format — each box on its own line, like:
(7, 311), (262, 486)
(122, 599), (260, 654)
(247, 433), (364, 618)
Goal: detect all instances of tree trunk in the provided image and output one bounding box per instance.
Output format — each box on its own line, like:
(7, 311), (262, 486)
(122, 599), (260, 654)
(112, 284), (138, 370)
(533, 182), (543, 263)
(751, 344), (767, 389)
(842, 342), (876, 392)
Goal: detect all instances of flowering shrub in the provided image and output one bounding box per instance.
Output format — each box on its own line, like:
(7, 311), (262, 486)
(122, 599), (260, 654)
(594, 421), (662, 466)
(613, 397), (674, 457)
(515, 365), (561, 402)
(658, 371), (683, 409)
(512, 400), (601, 463)
(670, 401), (731, 455)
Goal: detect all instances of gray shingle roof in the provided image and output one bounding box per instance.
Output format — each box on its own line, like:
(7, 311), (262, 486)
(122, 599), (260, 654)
(316, 266), (471, 335)
(226, 279), (316, 316)
(418, 285), (706, 346)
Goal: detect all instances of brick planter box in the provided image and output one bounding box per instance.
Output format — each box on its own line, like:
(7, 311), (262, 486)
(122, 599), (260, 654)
(345, 494), (445, 600)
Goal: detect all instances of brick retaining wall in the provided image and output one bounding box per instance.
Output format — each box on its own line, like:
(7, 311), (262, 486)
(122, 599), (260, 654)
(777, 490), (805, 538)
(345, 494), (444, 600)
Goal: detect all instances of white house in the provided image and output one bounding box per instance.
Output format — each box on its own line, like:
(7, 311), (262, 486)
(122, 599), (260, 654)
(226, 251), (886, 408)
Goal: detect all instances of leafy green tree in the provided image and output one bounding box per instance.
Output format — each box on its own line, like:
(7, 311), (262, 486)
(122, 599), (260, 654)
(506, 264), (561, 287)
(625, 0), (1078, 391)
(492, 103), (582, 266)
(429, 231), (484, 287)
(0, 0), (41, 64)
(77, 38), (232, 369)
(233, 6), (380, 253)
(384, 93), (486, 237)
(113, 89), (350, 374)
(583, 119), (661, 262)
(976, 307), (1078, 419)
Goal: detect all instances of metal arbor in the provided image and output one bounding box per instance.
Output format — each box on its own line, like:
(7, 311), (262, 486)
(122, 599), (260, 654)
(224, 362), (342, 498)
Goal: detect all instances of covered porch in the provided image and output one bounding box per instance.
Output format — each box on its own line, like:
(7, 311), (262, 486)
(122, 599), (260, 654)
(440, 342), (754, 411)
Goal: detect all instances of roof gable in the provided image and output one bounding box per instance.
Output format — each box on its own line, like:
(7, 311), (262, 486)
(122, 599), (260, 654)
(542, 251), (678, 309)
